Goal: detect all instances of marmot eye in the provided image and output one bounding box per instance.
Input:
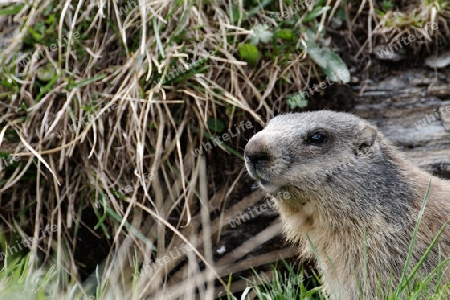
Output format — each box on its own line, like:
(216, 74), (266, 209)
(308, 132), (327, 144)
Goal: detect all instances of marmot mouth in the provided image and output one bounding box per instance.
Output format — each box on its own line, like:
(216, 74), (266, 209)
(259, 178), (270, 185)
(258, 178), (288, 195)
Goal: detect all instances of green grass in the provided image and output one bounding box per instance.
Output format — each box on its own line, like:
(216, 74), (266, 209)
(240, 260), (323, 300)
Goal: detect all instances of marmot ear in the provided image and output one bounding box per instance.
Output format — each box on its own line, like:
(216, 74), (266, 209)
(354, 124), (377, 154)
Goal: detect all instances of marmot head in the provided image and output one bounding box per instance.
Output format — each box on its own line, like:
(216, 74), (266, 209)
(244, 111), (381, 196)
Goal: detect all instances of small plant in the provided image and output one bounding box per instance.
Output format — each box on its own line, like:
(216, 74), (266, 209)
(287, 92), (308, 110)
(244, 260), (323, 299)
(381, 0), (394, 11)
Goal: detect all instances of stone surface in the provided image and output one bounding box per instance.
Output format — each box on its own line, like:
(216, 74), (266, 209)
(352, 68), (450, 179)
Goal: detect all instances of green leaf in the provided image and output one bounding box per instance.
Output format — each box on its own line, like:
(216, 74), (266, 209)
(305, 31), (350, 83)
(238, 43), (260, 66)
(305, 41), (326, 68)
(67, 74), (106, 89)
(335, 7), (347, 20)
(246, 0), (272, 17)
(275, 29), (294, 41)
(36, 63), (56, 82)
(26, 27), (42, 42)
(381, 0), (393, 11)
(287, 93), (308, 110)
(45, 14), (55, 25)
(16, 102), (28, 112)
(93, 193), (110, 239)
(207, 118), (225, 133)
(0, 152), (11, 159)
(323, 52), (351, 83)
(35, 74), (59, 102)
(303, 5), (330, 23)
(249, 24), (273, 44)
(0, 4), (24, 16)
(229, 5), (242, 23)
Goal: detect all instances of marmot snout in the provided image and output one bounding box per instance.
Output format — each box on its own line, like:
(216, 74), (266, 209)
(244, 110), (450, 299)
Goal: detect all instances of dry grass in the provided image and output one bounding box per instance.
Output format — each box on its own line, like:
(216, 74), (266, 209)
(0, 0), (449, 299)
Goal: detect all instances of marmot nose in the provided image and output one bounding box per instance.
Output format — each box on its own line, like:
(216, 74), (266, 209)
(244, 151), (271, 166)
(244, 138), (271, 166)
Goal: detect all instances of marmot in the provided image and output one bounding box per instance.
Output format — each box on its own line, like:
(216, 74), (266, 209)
(244, 110), (450, 299)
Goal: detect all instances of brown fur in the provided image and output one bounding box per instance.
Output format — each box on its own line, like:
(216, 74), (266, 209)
(244, 111), (450, 299)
